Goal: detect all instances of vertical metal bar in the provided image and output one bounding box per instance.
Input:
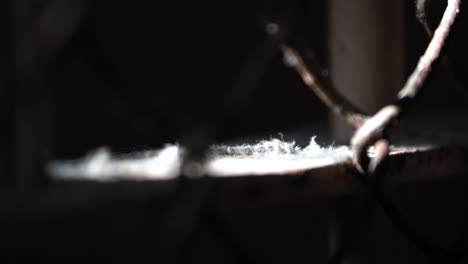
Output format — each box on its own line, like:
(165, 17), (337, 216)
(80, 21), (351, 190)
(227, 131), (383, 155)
(328, 0), (404, 142)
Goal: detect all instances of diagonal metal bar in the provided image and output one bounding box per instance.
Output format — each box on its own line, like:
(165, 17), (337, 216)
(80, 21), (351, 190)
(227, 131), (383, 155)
(266, 7), (370, 129)
(280, 43), (369, 128)
(398, 0), (460, 101)
(351, 0), (461, 173)
(415, 0), (467, 99)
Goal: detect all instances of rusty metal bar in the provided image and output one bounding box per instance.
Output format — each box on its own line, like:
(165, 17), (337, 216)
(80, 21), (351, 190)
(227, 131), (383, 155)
(280, 44), (369, 128)
(208, 144), (468, 208)
(398, 0), (460, 101)
(350, 0), (461, 174)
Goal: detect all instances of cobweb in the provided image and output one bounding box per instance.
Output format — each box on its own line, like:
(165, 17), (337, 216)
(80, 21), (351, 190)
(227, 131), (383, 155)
(206, 137), (351, 176)
(48, 137), (351, 181)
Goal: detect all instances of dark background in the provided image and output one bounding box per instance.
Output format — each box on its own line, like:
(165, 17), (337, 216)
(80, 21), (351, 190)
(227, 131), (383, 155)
(0, 1), (468, 263)
(0, 0), (467, 182)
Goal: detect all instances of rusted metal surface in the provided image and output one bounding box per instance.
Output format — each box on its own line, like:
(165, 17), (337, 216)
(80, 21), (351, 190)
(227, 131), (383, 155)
(208, 144), (468, 209)
(15, 138), (468, 262)
(49, 140), (468, 208)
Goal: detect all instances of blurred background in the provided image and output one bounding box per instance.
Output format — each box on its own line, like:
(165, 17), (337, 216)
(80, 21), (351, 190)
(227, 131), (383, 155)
(1, 0), (468, 262)
(0, 0), (467, 184)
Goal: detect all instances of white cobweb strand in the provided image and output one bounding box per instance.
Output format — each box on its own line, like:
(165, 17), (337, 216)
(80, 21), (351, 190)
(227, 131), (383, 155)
(48, 145), (183, 181)
(48, 137), (352, 180)
(206, 137), (351, 176)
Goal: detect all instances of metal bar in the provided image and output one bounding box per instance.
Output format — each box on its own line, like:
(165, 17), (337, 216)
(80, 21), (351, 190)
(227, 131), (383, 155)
(398, 0), (460, 101)
(350, 0), (461, 173)
(328, 0), (405, 141)
(280, 44), (369, 128)
(209, 144), (468, 209)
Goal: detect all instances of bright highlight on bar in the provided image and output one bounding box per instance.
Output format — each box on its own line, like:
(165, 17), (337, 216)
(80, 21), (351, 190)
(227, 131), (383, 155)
(48, 137), (352, 181)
